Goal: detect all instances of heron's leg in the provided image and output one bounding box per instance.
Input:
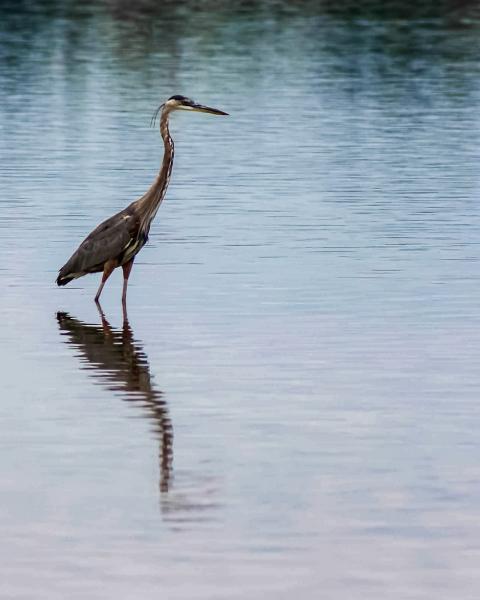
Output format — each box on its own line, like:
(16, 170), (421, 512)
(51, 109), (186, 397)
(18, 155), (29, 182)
(94, 259), (116, 303)
(121, 258), (135, 309)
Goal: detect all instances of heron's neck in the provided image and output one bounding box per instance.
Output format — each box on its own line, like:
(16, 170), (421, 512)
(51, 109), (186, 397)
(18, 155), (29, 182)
(138, 109), (175, 231)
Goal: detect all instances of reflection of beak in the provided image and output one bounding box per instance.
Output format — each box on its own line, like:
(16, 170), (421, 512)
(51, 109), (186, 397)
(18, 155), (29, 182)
(189, 103), (228, 116)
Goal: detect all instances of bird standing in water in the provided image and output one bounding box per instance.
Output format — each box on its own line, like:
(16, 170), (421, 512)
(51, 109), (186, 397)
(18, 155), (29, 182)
(56, 95), (227, 306)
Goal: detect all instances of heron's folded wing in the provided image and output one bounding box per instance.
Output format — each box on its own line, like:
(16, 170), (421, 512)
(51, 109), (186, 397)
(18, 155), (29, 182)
(60, 211), (138, 277)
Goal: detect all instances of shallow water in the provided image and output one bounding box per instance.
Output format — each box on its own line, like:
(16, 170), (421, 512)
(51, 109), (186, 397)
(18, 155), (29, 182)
(2, 1), (480, 598)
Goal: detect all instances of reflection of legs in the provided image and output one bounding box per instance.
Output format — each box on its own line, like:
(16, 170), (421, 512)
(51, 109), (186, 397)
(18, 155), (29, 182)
(122, 258), (135, 309)
(95, 259), (116, 303)
(93, 298), (110, 330)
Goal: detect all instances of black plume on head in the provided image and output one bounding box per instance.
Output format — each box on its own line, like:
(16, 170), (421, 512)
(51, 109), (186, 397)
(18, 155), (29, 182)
(168, 95), (193, 103)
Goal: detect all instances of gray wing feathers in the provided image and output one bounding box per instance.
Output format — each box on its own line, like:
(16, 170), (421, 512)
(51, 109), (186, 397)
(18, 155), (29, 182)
(58, 211), (137, 279)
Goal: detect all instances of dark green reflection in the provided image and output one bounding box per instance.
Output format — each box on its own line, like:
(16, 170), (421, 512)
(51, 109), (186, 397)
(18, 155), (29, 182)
(56, 307), (173, 494)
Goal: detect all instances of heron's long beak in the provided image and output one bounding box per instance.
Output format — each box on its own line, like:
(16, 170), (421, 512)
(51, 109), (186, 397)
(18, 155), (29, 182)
(189, 103), (228, 116)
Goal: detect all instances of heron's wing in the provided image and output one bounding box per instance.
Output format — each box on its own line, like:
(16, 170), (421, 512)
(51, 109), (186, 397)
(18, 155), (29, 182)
(58, 209), (139, 278)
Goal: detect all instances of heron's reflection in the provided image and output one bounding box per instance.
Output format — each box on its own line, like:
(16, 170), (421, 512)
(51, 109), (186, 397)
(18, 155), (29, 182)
(56, 305), (173, 494)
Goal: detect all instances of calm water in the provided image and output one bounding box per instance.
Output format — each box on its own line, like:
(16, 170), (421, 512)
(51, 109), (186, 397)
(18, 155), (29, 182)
(2, 1), (480, 598)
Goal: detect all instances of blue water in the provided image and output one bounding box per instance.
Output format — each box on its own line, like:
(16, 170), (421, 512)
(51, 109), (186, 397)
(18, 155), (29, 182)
(2, 2), (480, 598)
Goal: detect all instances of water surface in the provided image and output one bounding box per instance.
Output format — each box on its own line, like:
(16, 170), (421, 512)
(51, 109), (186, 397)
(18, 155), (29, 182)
(2, 2), (480, 598)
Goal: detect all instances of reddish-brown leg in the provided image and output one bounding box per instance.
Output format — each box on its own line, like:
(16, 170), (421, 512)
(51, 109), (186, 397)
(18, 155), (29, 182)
(121, 258), (135, 309)
(95, 259), (117, 303)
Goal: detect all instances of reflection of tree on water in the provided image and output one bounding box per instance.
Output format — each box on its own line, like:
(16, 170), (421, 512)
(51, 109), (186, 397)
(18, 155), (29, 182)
(56, 306), (173, 494)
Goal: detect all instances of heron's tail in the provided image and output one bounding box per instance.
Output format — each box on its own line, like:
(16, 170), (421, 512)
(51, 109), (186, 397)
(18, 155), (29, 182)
(57, 254), (86, 286)
(56, 273), (74, 286)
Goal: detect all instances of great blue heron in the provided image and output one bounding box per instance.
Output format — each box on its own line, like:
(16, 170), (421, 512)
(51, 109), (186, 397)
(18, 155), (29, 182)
(56, 95), (228, 305)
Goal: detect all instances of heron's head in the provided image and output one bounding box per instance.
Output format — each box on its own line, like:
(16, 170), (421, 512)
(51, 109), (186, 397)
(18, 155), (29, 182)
(165, 95), (228, 116)
(151, 95), (227, 127)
